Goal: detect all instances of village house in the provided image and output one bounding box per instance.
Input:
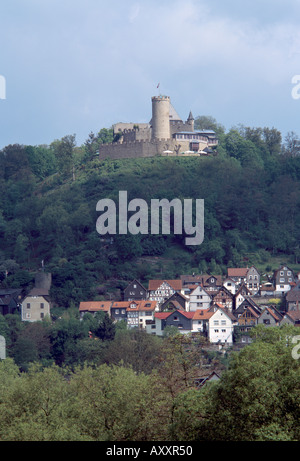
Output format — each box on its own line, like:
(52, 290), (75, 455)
(110, 301), (129, 323)
(207, 306), (237, 344)
(180, 274), (223, 293)
(280, 310), (300, 327)
(126, 300), (158, 329)
(260, 282), (275, 297)
(211, 286), (233, 311)
(149, 310), (195, 336)
(191, 309), (213, 335)
(233, 282), (251, 310)
(233, 297), (261, 333)
(273, 265), (295, 296)
(123, 279), (147, 301)
(189, 285), (212, 311)
(21, 287), (51, 322)
(148, 279), (182, 304)
(227, 266), (260, 294)
(285, 281), (300, 311)
(222, 278), (237, 294)
(79, 301), (112, 319)
(160, 291), (189, 312)
(257, 306), (283, 326)
(0, 288), (24, 316)
(194, 371), (221, 388)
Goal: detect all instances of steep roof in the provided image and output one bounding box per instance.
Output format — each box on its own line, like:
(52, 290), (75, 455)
(286, 282), (300, 301)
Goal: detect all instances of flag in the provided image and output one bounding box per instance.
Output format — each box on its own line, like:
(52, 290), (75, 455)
(157, 83), (160, 88)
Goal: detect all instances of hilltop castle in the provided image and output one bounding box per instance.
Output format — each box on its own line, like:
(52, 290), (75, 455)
(99, 95), (218, 160)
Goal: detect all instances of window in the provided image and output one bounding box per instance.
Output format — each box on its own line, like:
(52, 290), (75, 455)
(222, 329), (226, 333)
(287, 271), (291, 276)
(174, 316), (178, 321)
(121, 309), (126, 314)
(214, 329), (219, 333)
(40, 313), (44, 319)
(221, 320), (226, 325)
(213, 320), (219, 325)
(115, 309), (119, 314)
(27, 303), (30, 309)
(40, 303), (44, 309)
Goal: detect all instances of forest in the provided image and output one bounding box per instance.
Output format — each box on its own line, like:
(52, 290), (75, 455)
(1, 116), (300, 442)
(0, 117), (299, 307)
(0, 324), (299, 441)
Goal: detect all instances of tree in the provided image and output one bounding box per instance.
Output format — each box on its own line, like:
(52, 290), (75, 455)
(94, 313), (116, 342)
(51, 134), (76, 178)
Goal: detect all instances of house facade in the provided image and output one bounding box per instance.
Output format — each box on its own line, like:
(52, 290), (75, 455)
(211, 287), (233, 311)
(123, 279), (147, 301)
(0, 288), (23, 316)
(148, 279), (182, 304)
(285, 281), (300, 311)
(246, 266), (260, 294)
(126, 300), (158, 329)
(227, 266), (260, 294)
(257, 306), (283, 326)
(273, 265), (295, 295)
(189, 285), (211, 311)
(160, 291), (189, 312)
(79, 301), (112, 319)
(150, 310), (194, 335)
(21, 288), (51, 322)
(208, 308), (236, 344)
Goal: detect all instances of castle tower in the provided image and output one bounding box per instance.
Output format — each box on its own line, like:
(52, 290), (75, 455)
(151, 95), (170, 140)
(187, 110), (194, 131)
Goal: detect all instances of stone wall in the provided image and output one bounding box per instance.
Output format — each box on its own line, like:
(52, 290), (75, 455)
(99, 139), (172, 160)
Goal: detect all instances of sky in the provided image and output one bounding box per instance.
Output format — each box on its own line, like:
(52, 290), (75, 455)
(0, 0), (300, 149)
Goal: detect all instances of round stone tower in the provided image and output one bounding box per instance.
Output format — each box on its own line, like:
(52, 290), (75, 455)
(151, 95), (170, 140)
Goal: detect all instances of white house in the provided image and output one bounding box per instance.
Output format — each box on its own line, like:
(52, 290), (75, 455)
(21, 288), (51, 322)
(208, 307), (236, 344)
(222, 278), (237, 295)
(191, 309), (213, 333)
(189, 285), (212, 311)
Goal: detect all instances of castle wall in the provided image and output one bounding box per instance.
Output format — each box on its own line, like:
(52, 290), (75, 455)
(99, 139), (171, 160)
(170, 120), (194, 136)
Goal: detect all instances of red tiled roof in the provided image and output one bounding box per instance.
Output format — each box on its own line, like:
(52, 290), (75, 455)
(155, 312), (172, 319)
(283, 310), (300, 322)
(227, 268), (248, 277)
(264, 307), (280, 321)
(192, 309), (214, 320)
(127, 300), (157, 312)
(148, 279), (182, 291)
(79, 301), (111, 312)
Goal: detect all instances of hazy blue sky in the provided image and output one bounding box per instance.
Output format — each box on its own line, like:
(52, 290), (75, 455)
(1, 0), (300, 148)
